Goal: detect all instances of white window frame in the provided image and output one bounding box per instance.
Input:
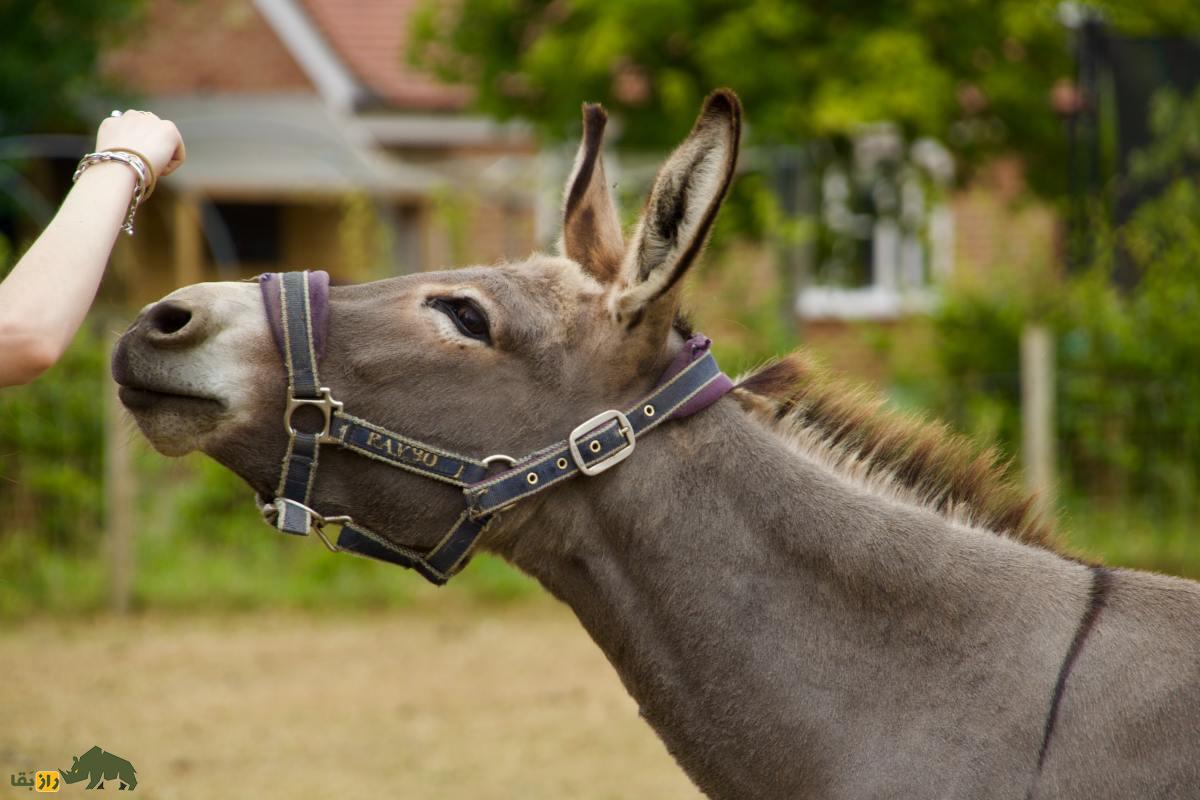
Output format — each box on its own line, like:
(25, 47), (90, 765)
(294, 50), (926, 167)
(798, 129), (954, 321)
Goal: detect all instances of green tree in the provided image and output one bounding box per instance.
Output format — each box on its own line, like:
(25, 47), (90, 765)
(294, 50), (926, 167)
(0, 0), (145, 136)
(915, 88), (1200, 515)
(411, 0), (1200, 199)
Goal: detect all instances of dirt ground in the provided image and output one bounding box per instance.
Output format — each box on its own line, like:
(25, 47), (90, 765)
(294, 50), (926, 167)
(0, 605), (702, 799)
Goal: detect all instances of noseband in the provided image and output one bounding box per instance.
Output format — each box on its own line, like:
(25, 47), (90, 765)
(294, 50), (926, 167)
(254, 271), (733, 585)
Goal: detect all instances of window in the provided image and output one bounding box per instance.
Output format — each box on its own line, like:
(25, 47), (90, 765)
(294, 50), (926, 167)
(799, 126), (954, 320)
(202, 201), (283, 269)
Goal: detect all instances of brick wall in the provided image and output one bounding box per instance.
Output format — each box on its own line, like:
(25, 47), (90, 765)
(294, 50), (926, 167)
(103, 0), (313, 95)
(950, 158), (1059, 288)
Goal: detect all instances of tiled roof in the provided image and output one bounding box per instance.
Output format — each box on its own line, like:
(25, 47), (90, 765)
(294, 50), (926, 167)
(300, 0), (471, 111)
(150, 94), (446, 194)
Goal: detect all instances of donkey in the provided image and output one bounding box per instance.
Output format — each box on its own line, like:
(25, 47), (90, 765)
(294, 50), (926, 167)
(113, 90), (1200, 798)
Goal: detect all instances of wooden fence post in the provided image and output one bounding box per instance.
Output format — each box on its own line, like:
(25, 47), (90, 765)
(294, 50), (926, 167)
(105, 325), (134, 614)
(1021, 324), (1056, 516)
(173, 193), (203, 288)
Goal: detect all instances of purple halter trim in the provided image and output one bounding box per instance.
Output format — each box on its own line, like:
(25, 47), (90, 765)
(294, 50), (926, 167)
(658, 334), (734, 419)
(259, 271), (330, 360)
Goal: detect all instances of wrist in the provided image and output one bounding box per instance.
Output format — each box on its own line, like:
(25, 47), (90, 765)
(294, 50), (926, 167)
(73, 150), (150, 235)
(104, 147), (157, 198)
(73, 158), (137, 195)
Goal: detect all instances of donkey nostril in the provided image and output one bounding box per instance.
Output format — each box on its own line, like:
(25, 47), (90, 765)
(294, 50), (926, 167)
(146, 302), (193, 336)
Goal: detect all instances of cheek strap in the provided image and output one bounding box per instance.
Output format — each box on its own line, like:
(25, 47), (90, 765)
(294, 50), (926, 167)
(259, 270), (330, 362)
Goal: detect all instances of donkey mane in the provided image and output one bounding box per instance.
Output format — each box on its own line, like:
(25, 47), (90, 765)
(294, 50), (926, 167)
(732, 350), (1060, 552)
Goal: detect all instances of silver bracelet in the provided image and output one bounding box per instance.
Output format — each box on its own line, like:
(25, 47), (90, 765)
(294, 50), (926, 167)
(72, 150), (150, 236)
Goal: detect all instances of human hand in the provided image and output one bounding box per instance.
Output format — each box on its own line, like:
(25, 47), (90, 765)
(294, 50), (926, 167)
(95, 110), (186, 180)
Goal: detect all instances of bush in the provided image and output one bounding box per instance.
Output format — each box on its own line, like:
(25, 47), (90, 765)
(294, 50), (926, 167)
(914, 162), (1200, 518)
(0, 314), (108, 547)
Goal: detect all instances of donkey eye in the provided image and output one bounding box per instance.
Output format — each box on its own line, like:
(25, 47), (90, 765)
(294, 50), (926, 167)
(428, 297), (491, 344)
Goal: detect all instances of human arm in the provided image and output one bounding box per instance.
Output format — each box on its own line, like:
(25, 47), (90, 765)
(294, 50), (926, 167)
(0, 110), (185, 387)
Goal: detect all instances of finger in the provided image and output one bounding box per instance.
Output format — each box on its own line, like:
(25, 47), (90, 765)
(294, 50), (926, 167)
(159, 123), (185, 176)
(161, 149), (185, 177)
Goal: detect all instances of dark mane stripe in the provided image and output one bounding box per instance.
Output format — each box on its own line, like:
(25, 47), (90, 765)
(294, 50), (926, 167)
(734, 351), (1059, 551)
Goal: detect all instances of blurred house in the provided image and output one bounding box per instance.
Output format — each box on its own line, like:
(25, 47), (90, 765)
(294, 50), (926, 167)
(101, 0), (540, 304)
(766, 130), (1058, 382)
(90, 0), (1058, 335)
(10, 0), (1071, 355)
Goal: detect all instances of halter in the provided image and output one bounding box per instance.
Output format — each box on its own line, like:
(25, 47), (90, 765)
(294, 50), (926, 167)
(254, 271), (734, 585)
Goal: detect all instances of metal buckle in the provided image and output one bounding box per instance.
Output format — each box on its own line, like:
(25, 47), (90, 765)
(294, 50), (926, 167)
(284, 387), (343, 442)
(568, 409), (635, 476)
(270, 497), (350, 552)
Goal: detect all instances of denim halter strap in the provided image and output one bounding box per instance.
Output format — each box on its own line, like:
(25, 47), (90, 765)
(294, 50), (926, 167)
(255, 270), (733, 585)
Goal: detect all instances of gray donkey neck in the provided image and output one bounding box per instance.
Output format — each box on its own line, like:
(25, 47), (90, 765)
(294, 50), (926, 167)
(491, 396), (1095, 799)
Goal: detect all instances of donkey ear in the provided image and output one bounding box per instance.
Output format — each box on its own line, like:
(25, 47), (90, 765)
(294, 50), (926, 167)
(612, 89), (741, 329)
(561, 103), (624, 283)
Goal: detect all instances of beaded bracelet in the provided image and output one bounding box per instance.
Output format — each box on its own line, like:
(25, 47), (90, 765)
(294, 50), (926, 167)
(72, 150), (150, 235)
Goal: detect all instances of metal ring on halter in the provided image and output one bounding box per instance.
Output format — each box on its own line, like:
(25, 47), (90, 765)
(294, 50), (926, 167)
(262, 495), (352, 552)
(482, 454), (517, 469)
(308, 512), (353, 552)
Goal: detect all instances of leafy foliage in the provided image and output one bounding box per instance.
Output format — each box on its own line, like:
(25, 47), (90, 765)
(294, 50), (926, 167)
(912, 90), (1200, 517)
(0, 0), (145, 135)
(410, 0), (1198, 199)
(0, 315), (108, 546)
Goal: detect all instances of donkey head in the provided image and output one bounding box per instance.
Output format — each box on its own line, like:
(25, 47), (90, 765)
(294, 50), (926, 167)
(113, 90), (741, 553)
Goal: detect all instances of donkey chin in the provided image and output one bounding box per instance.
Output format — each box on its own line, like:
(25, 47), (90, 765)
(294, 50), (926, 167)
(112, 280), (276, 457)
